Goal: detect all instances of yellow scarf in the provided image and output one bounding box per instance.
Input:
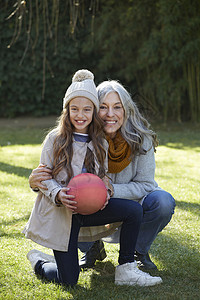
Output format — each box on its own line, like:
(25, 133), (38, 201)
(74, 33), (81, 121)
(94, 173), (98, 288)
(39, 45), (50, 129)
(106, 131), (132, 173)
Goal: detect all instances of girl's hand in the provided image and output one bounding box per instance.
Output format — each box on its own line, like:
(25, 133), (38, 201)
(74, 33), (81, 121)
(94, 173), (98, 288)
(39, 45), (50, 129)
(29, 164), (52, 190)
(57, 187), (77, 212)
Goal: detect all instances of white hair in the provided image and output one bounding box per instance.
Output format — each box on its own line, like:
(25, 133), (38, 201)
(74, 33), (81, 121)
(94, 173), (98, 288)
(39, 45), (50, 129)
(97, 80), (158, 153)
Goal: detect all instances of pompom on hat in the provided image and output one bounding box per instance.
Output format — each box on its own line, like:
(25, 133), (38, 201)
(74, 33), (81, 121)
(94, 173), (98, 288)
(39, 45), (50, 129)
(63, 69), (99, 111)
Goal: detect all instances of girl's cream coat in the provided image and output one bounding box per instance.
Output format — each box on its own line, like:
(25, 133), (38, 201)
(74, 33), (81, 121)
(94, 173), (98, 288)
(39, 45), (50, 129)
(23, 130), (120, 251)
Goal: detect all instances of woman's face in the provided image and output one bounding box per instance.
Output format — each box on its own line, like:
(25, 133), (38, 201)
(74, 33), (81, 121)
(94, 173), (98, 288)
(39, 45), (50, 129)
(99, 91), (124, 138)
(69, 97), (94, 134)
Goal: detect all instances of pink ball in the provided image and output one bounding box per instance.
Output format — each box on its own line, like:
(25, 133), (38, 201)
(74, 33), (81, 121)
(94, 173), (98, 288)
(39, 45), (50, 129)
(67, 173), (107, 215)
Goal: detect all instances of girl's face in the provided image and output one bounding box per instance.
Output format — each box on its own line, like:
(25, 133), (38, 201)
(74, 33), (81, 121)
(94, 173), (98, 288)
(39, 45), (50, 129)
(99, 92), (124, 139)
(69, 97), (94, 134)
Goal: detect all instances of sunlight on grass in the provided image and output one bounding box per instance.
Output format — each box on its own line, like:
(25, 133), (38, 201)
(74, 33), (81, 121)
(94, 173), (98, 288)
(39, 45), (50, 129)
(156, 146), (200, 202)
(0, 145), (42, 168)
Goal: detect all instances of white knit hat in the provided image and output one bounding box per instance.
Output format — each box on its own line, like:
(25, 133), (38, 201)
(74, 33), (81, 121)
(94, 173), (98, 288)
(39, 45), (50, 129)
(63, 69), (99, 111)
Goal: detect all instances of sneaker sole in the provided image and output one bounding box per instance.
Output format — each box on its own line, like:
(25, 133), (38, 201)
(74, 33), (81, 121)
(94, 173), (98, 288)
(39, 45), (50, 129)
(115, 278), (163, 287)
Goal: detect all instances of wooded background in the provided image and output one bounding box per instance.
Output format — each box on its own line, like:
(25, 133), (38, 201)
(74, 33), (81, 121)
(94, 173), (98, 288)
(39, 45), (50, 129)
(1, 0), (200, 122)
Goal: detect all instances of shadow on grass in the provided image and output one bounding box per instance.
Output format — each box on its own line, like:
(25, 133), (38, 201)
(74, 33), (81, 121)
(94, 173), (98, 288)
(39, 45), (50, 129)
(175, 199), (200, 216)
(0, 213), (30, 237)
(34, 275), (94, 300)
(157, 134), (200, 150)
(154, 123), (200, 150)
(151, 233), (200, 281)
(158, 139), (200, 150)
(0, 162), (32, 178)
(35, 261), (116, 297)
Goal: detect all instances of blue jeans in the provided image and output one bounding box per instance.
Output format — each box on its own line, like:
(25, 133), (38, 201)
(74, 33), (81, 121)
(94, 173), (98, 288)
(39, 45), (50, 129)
(35, 198), (143, 286)
(78, 190), (176, 255)
(136, 190), (175, 254)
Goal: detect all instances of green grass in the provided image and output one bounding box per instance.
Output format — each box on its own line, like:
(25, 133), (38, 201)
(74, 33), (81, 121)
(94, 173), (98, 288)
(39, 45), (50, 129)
(0, 117), (200, 300)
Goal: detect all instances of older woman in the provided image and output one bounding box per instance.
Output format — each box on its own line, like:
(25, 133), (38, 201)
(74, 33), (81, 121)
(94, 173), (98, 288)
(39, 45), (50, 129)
(29, 80), (175, 271)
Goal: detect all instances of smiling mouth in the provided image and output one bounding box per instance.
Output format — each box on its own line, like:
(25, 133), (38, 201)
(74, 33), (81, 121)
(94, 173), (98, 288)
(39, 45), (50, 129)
(75, 120), (86, 124)
(105, 120), (117, 124)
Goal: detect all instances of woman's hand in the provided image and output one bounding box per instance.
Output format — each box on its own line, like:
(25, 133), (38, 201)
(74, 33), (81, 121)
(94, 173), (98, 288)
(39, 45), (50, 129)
(101, 191), (110, 210)
(100, 176), (113, 210)
(102, 175), (114, 197)
(57, 187), (77, 212)
(29, 164), (52, 190)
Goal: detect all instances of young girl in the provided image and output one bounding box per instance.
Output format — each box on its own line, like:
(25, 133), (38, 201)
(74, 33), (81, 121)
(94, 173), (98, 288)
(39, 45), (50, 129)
(23, 70), (162, 287)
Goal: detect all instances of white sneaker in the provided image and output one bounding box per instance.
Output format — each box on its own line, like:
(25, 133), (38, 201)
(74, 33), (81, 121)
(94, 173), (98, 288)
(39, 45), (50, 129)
(27, 249), (55, 270)
(115, 261), (163, 287)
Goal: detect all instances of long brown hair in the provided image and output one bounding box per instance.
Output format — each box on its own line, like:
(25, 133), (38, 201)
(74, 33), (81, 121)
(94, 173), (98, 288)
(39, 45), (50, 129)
(52, 106), (106, 181)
